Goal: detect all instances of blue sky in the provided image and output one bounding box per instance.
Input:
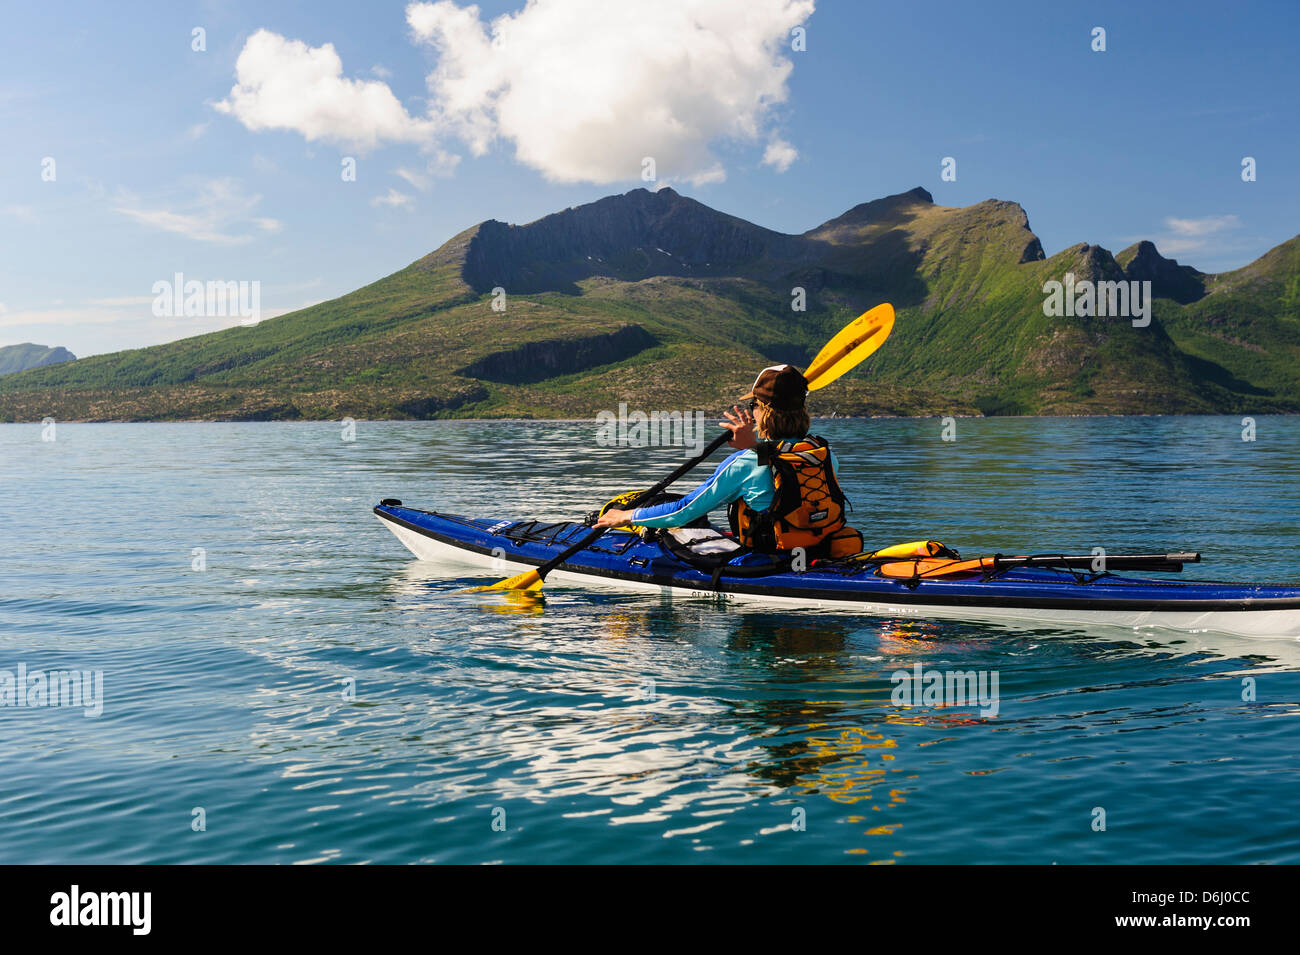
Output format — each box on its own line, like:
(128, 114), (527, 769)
(2, 0), (1297, 357)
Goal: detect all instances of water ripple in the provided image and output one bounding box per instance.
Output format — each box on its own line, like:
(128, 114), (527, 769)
(1, 418), (1298, 863)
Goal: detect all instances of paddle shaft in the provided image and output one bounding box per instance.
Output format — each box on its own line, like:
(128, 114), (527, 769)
(989, 553), (1200, 573)
(857, 552), (1199, 574)
(530, 430), (734, 583)
(862, 552), (1199, 570)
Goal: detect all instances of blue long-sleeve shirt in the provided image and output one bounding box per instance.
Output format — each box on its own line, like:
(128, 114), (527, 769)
(631, 446), (840, 529)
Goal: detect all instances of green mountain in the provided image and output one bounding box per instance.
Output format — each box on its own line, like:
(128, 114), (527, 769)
(0, 343), (75, 377)
(2, 187), (1296, 421)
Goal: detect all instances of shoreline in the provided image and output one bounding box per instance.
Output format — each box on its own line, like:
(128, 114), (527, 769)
(2, 411), (1294, 425)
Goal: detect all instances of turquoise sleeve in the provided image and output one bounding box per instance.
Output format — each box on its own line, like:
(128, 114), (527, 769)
(631, 455), (750, 528)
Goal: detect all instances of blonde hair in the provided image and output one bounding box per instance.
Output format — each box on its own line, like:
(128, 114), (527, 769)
(754, 400), (810, 440)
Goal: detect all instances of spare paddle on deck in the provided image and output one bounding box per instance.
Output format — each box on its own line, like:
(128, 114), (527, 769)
(873, 552), (1202, 580)
(475, 302), (897, 593)
(993, 552), (1200, 572)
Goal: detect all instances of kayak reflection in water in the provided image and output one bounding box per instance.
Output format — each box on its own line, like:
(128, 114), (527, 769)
(593, 364), (864, 558)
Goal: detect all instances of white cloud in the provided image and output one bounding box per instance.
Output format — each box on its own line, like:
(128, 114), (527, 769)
(429, 149), (461, 175)
(89, 296), (154, 307)
(1154, 214), (1242, 256)
(405, 0), (813, 184)
(0, 302), (153, 331)
(0, 297), (326, 356)
(372, 188), (414, 208)
(214, 29), (435, 152)
(762, 136), (798, 172)
(3, 204), (38, 224)
(392, 149), (461, 190)
(214, 4), (811, 183)
(394, 167), (430, 191)
(113, 178), (282, 245)
(1165, 215), (1240, 238)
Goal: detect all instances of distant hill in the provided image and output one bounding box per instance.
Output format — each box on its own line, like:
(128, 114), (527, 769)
(0, 343), (75, 377)
(1, 187), (1296, 421)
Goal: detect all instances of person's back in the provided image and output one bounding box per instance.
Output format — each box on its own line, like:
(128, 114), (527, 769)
(595, 364), (862, 557)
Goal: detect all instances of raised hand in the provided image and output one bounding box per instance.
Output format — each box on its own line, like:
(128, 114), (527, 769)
(721, 404), (757, 450)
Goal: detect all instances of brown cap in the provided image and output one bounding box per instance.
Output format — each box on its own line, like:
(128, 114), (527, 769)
(742, 364), (808, 411)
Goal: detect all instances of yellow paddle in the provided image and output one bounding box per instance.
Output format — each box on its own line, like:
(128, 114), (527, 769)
(476, 303), (896, 593)
(803, 302), (894, 387)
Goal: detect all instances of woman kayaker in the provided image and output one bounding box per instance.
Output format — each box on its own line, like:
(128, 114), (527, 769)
(593, 364), (863, 558)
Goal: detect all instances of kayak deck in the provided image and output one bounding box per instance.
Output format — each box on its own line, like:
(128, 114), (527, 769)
(374, 503), (1300, 638)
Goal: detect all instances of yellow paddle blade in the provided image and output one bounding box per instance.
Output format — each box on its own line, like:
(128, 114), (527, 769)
(466, 568), (545, 593)
(477, 590), (546, 614)
(804, 303), (895, 390)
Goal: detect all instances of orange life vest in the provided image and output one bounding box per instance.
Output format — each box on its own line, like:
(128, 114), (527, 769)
(729, 436), (850, 553)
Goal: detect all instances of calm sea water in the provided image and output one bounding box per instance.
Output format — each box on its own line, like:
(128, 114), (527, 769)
(2, 417), (1298, 864)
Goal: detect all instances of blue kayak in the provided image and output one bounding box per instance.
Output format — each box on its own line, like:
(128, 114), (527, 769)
(374, 501), (1300, 638)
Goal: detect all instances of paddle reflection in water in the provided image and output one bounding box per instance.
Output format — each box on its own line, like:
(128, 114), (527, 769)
(431, 583), (1006, 857)
(719, 615), (998, 861)
(360, 566), (1300, 861)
